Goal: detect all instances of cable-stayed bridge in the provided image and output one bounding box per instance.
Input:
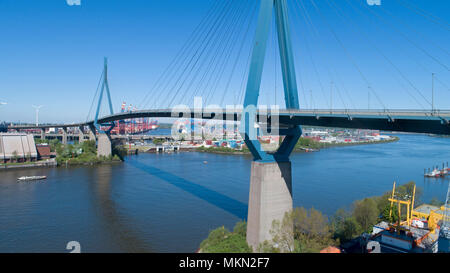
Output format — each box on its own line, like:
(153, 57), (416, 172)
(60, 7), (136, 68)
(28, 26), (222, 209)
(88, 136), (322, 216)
(4, 0), (450, 251)
(9, 108), (450, 135)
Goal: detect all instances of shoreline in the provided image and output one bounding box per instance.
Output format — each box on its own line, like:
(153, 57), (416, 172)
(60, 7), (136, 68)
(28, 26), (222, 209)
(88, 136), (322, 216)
(194, 136), (400, 156)
(0, 159), (58, 170)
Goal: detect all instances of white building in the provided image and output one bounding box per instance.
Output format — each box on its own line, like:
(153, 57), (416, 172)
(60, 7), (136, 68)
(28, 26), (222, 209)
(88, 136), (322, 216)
(0, 133), (38, 163)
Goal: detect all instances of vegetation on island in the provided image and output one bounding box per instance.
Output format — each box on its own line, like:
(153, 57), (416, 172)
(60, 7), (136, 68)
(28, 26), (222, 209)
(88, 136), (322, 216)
(56, 140), (121, 165)
(199, 181), (425, 253)
(35, 138), (121, 166)
(197, 146), (250, 154)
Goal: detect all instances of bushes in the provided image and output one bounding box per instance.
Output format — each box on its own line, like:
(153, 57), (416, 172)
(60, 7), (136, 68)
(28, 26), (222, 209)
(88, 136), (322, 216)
(199, 221), (251, 253)
(200, 182), (422, 252)
(55, 140), (121, 165)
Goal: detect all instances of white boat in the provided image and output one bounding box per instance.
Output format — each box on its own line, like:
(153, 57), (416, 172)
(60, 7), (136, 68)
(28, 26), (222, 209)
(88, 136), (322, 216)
(425, 169), (441, 178)
(17, 176), (47, 182)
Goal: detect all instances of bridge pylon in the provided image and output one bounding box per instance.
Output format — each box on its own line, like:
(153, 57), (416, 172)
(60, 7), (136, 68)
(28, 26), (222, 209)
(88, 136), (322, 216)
(240, 0), (300, 252)
(93, 57), (116, 157)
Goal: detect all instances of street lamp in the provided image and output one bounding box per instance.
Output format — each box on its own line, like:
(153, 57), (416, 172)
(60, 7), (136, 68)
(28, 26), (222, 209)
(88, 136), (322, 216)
(32, 105), (43, 126)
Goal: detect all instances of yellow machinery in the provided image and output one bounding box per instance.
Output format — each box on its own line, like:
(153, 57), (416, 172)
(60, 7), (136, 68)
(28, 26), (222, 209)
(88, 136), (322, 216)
(412, 204), (449, 234)
(388, 181), (416, 230)
(388, 181), (449, 234)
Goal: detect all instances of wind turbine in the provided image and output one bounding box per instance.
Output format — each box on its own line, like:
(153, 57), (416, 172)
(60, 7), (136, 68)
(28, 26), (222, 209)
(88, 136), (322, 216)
(32, 105), (43, 126)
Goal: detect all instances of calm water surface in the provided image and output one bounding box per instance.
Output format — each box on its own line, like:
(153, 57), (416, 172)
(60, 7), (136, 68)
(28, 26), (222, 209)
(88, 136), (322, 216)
(0, 134), (449, 252)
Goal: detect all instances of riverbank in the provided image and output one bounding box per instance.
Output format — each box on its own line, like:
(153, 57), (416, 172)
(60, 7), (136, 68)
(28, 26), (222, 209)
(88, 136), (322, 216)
(0, 159), (57, 169)
(199, 181), (420, 253)
(195, 136), (400, 155)
(55, 140), (122, 166)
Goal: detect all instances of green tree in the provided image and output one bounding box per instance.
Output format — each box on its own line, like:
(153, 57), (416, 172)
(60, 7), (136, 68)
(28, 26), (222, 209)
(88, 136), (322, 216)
(269, 211), (295, 253)
(338, 217), (362, 243)
(265, 207), (337, 253)
(12, 150), (19, 162)
(352, 198), (379, 232)
(233, 220), (247, 236)
(200, 226), (251, 253)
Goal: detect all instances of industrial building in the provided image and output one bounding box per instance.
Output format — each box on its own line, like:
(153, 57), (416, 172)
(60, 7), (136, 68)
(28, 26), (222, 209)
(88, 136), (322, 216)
(0, 133), (38, 163)
(367, 182), (450, 253)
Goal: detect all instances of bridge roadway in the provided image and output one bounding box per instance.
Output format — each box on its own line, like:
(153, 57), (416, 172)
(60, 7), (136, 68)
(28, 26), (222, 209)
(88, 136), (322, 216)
(30, 133), (172, 140)
(9, 109), (450, 135)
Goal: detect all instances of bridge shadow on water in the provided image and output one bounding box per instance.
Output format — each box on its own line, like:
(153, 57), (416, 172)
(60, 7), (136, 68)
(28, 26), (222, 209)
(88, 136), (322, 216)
(127, 160), (248, 220)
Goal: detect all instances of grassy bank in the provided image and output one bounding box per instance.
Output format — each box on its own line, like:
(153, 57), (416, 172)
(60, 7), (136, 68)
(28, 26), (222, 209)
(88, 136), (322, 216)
(36, 139), (122, 166)
(56, 140), (121, 166)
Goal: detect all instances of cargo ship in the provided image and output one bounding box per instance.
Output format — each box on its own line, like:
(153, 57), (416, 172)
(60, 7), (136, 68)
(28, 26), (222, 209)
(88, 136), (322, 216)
(107, 102), (159, 135)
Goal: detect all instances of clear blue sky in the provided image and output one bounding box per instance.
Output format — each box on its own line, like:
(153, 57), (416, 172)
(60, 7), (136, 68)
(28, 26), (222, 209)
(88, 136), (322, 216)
(0, 0), (448, 124)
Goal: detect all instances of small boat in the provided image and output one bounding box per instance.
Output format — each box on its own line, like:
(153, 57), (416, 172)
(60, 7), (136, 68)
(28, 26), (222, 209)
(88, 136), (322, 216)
(17, 176), (47, 182)
(425, 169), (441, 178)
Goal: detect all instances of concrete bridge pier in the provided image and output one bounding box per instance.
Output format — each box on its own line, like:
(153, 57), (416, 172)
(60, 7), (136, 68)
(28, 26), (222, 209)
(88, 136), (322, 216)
(246, 161), (293, 252)
(62, 128), (68, 145)
(97, 133), (112, 157)
(78, 126), (85, 143)
(88, 125), (97, 141)
(40, 128), (46, 140)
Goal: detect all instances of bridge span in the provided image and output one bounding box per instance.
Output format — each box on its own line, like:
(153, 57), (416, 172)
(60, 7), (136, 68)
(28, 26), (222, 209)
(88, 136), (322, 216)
(9, 109), (450, 135)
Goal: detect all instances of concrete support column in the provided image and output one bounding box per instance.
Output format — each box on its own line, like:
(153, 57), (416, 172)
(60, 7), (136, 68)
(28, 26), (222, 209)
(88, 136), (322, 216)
(40, 128), (46, 140)
(246, 161), (293, 252)
(88, 125), (97, 141)
(97, 133), (112, 157)
(62, 128), (68, 145)
(78, 126), (85, 143)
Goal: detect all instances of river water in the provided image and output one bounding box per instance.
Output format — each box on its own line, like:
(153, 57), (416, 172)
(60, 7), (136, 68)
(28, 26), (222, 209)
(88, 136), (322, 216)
(0, 134), (449, 252)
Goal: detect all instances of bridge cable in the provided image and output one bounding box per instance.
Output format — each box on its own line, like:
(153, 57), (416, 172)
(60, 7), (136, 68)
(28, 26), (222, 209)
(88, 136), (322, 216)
(144, 0), (230, 110)
(154, 0), (232, 109)
(297, 0), (357, 110)
(218, 1), (258, 107)
(177, 0), (250, 108)
(375, 5), (450, 93)
(201, 0), (253, 106)
(294, 0), (334, 109)
(362, 1), (449, 72)
(164, 0), (238, 108)
(138, 0), (223, 110)
(332, 0), (431, 109)
(292, 0), (350, 109)
(381, 5), (449, 58)
(309, 0), (388, 110)
(86, 70), (104, 122)
(395, 0), (450, 32)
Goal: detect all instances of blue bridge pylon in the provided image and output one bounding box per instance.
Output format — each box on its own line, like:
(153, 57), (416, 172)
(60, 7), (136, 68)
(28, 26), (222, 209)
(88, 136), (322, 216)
(240, 0), (301, 163)
(94, 57), (116, 134)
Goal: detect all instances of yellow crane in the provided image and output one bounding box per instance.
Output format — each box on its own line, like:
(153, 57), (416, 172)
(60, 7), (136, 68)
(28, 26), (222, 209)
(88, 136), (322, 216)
(388, 181), (416, 231)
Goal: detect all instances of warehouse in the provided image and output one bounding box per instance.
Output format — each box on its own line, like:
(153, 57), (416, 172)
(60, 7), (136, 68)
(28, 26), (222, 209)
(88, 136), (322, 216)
(0, 133), (38, 163)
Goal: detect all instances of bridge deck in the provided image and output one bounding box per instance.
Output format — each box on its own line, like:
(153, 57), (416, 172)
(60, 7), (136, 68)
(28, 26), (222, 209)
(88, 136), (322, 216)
(8, 109), (450, 135)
